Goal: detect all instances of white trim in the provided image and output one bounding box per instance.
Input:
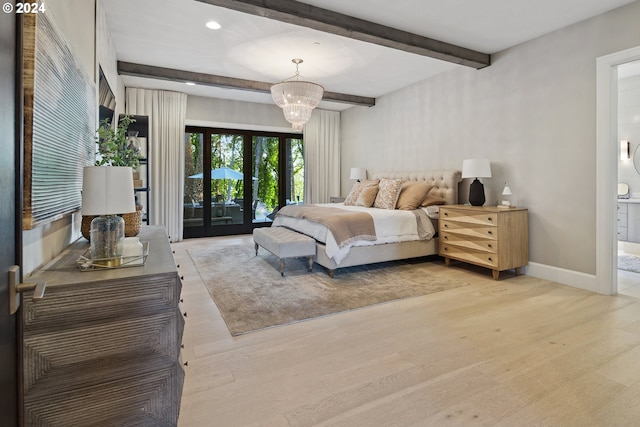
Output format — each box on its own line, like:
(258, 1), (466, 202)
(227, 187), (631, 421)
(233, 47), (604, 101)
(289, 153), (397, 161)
(524, 263), (598, 293)
(596, 45), (640, 296)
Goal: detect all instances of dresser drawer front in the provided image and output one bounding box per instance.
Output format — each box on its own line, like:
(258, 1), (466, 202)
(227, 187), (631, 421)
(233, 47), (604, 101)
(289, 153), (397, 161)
(440, 220), (497, 240)
(440, 244), (499, 268)
(618, 212), (628, 227)
(440, 209), (498, 226)
(618, 203), (628, 214)
(440, 232), (497, 253)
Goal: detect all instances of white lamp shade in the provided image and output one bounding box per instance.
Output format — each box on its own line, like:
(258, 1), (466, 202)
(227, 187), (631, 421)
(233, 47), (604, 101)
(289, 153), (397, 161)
(349, 167), (367, 181)
(462, 159), (492, 178)
(502, 183), (512, 196)
(82, 166), (136, 215)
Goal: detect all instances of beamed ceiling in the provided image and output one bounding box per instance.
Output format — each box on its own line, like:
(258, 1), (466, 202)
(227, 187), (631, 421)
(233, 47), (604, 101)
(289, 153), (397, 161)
(103, 0), (636, 111)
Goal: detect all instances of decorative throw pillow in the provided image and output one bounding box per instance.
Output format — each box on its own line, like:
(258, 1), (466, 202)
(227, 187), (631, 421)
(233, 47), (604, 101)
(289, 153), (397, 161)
(344, 179), (379, 205)
(420, 188), (447, 207)
(373, 179), (405, 210)
(356, 185), (379, 207)
(396, 181), (433, 210)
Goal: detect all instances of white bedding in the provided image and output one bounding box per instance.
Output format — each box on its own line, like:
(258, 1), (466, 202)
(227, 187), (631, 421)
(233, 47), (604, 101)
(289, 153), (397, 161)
(272, 203), (435, 265)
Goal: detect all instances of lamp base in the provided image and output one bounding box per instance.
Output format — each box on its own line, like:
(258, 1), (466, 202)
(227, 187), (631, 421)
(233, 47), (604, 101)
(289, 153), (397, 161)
(468, 178), (486, 206)
(90, 214), (125, 261)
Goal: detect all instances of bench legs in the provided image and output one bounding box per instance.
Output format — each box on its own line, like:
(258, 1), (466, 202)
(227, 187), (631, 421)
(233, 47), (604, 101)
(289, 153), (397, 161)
(255, 243), (314, 276)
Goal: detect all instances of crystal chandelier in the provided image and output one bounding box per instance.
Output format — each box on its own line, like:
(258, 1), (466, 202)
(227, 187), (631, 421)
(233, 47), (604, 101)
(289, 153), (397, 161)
(271, 58), (324, 131)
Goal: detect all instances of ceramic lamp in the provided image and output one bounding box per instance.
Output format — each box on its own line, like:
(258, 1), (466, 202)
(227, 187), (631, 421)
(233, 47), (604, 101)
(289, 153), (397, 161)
(462, 159), (492, 206)
(82, 166), (135, 266)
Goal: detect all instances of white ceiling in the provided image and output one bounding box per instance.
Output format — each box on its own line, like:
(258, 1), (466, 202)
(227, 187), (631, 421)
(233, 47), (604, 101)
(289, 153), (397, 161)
(103, 0), (636, 111)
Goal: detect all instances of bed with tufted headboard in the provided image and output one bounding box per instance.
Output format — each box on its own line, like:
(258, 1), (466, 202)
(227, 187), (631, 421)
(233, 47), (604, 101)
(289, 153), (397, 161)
(272, 170), (462, 277)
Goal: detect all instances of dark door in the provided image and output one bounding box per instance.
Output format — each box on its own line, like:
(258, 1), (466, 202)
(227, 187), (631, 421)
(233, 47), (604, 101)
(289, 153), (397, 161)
(0, 6), (21, 426)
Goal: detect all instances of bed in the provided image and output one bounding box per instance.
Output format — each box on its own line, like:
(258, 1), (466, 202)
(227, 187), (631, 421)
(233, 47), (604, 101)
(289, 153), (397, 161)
(272, 170), (462, 276)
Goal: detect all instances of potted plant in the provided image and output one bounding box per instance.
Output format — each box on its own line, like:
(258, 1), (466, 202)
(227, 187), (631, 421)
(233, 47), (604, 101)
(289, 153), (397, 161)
(95, 115), (140, 168)
(82, 115), (143, 239)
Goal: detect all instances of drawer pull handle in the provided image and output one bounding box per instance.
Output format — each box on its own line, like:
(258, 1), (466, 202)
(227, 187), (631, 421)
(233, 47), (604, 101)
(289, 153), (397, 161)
(444, 212), (448, 216)
(487, 244), (492, 248)
(444, 224), (448, 228)
(487, 231), (493, 235)
(487, 217), (492, 221)
(488, 257), (493, 261)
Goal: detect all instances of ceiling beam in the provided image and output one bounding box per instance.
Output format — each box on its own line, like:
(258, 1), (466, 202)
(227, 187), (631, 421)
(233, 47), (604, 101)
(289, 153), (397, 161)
(117, 61), (376, 107)
(195, 0), (490, 69)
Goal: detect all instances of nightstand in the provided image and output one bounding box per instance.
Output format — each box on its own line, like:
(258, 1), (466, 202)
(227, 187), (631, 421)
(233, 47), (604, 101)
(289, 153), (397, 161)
(438, 205), (528, 280)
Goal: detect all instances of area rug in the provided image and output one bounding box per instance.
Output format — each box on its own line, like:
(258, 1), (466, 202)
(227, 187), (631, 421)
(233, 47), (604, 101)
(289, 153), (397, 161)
(188, 244), (470, 336)
(618, 254), (640, 273)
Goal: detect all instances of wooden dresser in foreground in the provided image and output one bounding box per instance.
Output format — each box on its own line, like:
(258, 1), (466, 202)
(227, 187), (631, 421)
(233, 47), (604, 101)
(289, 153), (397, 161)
(23, 226), (184, 426)
(439, 205), (528, 280)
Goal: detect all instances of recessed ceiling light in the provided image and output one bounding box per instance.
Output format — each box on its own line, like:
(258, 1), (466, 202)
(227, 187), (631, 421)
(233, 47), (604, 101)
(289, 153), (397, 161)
(205, 20), (221, 30)
(185, 82), (196, 86)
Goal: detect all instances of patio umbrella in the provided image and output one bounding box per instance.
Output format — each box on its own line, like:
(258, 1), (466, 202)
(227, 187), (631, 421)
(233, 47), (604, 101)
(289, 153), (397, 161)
(188, 167), (243, 180)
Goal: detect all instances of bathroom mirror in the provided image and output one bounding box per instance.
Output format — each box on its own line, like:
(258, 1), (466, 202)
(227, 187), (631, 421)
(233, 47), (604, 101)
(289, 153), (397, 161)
(633, 144), (640, 176)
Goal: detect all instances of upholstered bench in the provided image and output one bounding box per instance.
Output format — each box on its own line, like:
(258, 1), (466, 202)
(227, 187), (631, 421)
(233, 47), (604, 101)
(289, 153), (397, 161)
(253, 227), (316, 276)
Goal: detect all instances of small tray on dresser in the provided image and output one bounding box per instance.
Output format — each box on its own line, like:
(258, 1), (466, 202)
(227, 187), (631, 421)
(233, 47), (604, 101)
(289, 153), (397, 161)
(76, 241), (150, 271)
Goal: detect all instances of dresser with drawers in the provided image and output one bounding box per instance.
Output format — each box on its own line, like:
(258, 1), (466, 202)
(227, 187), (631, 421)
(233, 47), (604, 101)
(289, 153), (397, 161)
(438, 205), (529, 280)
(22, 226), (184, 426)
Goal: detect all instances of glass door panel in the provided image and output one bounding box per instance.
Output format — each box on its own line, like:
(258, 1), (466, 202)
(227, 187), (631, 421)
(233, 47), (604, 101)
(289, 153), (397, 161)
(211, 133), (244, 227)
(184, 131), (204, 231)
(286, 137), (304, 205)
(252, 136), (279, 222)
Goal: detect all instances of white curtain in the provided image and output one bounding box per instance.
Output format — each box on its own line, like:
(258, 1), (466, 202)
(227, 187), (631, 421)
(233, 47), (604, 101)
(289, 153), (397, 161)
(303, 110), (341, 204)
(126, 88), (187, 242)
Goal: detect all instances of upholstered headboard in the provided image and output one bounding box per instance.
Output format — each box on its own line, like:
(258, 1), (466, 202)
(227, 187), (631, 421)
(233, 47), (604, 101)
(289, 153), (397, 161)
(372, 170), (462, 205)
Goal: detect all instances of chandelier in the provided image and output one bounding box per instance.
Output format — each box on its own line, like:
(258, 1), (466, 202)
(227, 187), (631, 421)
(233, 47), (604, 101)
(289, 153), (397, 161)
(271, 58), (324, 131)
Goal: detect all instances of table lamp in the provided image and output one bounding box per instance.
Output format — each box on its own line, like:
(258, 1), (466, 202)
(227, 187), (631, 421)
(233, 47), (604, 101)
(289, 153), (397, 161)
(462, 159), (492, 206)
(349, 167), (367, 182)
(82, 166), (136, 266)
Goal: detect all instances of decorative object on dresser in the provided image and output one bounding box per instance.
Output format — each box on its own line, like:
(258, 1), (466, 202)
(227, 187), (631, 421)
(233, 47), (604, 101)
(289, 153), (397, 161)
(21, 226), (184, 425)
(81, 166), (136, 267)
(462, 159), (492, 206)
(439, 205), (528, 280)
(349, 167), (367, 182)
(499, 182), (514, 208)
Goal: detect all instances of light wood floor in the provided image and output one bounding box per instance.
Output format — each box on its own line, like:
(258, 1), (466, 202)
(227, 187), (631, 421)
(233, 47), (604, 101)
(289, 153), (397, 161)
(175, 235), (640, 426)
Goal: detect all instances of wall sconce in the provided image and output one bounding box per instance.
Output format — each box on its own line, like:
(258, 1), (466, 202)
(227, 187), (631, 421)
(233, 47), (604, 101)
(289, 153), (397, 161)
(621, 140), (630, 160)
(349, 167), (367, 182)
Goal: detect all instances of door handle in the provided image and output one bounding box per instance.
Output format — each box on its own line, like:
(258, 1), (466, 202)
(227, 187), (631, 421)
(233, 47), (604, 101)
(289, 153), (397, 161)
(8, 265), (46, 315)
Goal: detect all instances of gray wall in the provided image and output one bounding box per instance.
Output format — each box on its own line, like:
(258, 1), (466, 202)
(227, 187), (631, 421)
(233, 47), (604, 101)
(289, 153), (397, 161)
(341, 1), (640, 276)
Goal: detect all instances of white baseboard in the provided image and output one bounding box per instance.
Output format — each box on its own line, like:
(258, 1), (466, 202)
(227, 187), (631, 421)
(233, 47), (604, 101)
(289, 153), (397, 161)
(523, 262), (599, 294)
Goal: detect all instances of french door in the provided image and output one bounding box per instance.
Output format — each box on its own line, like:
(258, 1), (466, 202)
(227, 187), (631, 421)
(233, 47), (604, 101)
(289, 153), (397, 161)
(183, 126), (304, 238)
